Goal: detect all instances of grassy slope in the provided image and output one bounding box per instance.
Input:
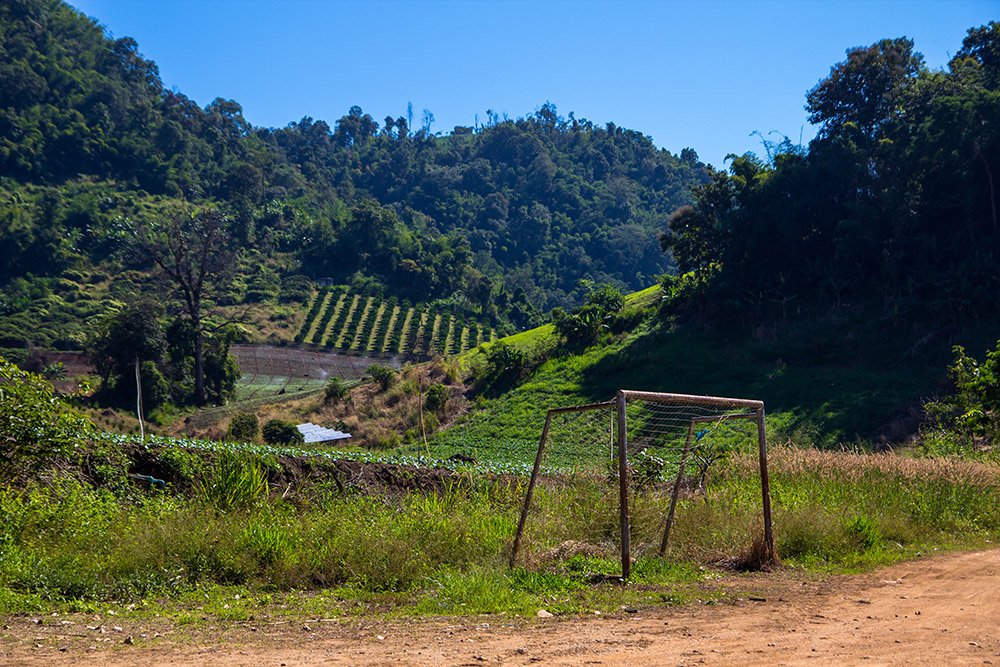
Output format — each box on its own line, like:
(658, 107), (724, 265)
(438, 286), (994, 455)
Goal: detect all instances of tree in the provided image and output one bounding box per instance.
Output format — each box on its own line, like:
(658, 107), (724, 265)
(954, 21), (1000, 90)
(133, 207), (236, 406)
(88, 300), (168, 409)
(806, 38), (924, 141)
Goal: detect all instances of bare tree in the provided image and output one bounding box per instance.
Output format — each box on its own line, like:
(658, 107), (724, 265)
(134, 207), (235, 406)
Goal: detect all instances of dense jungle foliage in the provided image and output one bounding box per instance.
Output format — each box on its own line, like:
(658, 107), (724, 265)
(661, 26), (1000, 326)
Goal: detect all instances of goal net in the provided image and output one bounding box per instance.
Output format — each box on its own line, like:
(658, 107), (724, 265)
(510, 390), (775, 577)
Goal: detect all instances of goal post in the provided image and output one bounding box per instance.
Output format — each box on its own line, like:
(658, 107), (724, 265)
(509, 389), (775, 577)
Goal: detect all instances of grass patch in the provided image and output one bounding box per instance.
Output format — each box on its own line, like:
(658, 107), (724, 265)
(1, 443), (999, 620)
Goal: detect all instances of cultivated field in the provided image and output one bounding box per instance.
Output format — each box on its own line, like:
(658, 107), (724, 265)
(293, 287), (497, 358)
(231, 344), (399, 382)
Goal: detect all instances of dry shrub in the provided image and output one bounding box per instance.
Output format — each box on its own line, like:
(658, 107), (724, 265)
(726, 521), (780, 571)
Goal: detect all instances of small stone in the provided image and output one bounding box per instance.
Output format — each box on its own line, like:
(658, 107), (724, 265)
(302, 625), (312, 632)
(536, 609), (553, 618)
(124, 636), (134, 645)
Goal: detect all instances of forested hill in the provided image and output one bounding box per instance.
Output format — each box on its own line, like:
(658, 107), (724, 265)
(0, 0), (708, 349)
(661, 27), (1000, 328)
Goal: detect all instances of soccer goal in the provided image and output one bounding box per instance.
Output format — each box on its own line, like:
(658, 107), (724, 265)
(510, 390), (775, 578)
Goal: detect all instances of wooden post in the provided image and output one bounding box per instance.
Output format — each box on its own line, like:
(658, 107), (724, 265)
(510, 411), (552, 568)
(418, 374), (429, 456)
(616, 390), (631, 579)
(659, 421), (695, 556)
(757, 407), (775, 562)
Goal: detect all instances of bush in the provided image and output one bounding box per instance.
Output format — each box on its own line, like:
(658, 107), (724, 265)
(586, 283), (625, 314)
(424, 383), (448, 413)
(197, 452), (269, 511)
(279, 275), (313, 303)
(551, 305), (603, 348)
(367, 364), (397, 391)
(923, 341), (1000, 450)
(0, 355), (93, 474)
(228, 412), (260, 442)
(262, 419), (304, 445)
(324, 377), (350, 404)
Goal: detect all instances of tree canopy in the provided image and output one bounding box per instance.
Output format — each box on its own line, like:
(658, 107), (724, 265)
(662, 22), (1000, 327)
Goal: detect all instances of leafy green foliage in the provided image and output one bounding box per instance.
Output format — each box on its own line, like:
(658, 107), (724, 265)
(424, 383), (448, 413)
(324, 377), (350, 404)
(923, 342), (1000, 452)
(0, 355), (92, 473)
(196, 452), (269, 511)
(262, 419), (303, 446)
(367, 364), (398, 392)
(0, 1), (707, 355)
(662, 23), (1000, 326)
(227, 412), (260, 442)
(88, 300), (238, 409)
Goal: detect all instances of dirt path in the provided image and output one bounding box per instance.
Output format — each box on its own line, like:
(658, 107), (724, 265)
(3, 549), (999, 666)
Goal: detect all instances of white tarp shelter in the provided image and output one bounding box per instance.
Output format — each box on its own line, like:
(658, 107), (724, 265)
(296, 422), (352, 444)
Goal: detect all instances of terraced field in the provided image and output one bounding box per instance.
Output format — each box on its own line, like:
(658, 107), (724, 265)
(294, 287), (496, 359)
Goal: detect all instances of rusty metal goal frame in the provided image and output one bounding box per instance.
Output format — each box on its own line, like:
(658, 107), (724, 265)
(509, 389), (775, 578)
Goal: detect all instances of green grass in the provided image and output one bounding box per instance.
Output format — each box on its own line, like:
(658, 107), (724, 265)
(2, 439), (999, 619)
(446, 295), (1000, 453)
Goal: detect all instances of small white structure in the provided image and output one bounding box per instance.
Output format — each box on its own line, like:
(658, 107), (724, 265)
(296, 422), (352, 444)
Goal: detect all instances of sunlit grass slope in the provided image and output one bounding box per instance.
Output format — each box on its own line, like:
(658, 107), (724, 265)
(439, 286), (994, 454)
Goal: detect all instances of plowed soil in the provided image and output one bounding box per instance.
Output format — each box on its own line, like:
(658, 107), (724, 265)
(3, 549), (998, 666)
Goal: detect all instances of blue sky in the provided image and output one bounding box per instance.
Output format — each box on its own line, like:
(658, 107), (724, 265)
(70, 0), (996, 169)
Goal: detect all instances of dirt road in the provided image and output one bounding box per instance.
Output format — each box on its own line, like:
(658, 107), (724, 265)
(3, 549), (998, 666)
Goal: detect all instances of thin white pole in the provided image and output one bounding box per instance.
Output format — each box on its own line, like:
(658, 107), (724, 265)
(135, 356), (144, 442)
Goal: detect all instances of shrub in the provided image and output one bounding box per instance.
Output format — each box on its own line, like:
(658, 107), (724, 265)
(367, 364), (397, 391)
(0, 355), (92, 473)
(586, 282), (625, 314)
(279, 275), (313, 304)
(424, 383), (448, 413)
(551, 305), (604, 348)
(228, 412), (260, 442)
(923, 341), (1000, 450)
(262, 419), (304, 445)
(324, 377), (350, 404)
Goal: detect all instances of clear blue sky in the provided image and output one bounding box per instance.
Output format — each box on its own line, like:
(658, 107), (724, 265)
(70, 0), (996, 169)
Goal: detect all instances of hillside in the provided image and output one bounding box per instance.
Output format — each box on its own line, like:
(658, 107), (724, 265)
(430, 286), (998, 456)
(0, 0), (708, 365)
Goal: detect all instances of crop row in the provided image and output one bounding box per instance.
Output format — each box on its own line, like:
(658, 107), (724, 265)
(101, 432), (537, 476)
(293, 287), (495, 358)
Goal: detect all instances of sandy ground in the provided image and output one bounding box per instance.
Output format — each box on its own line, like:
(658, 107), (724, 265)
(2, 549), (998, 666)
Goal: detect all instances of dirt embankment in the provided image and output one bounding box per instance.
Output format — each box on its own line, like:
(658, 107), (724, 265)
(3, 548), (998, 666)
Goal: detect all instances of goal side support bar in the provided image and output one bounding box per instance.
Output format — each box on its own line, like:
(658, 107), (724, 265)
(658, 413), (759, 555)
(509, 399), (615, 568)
